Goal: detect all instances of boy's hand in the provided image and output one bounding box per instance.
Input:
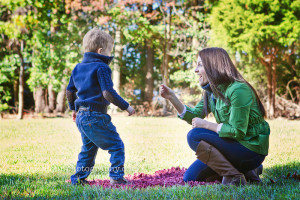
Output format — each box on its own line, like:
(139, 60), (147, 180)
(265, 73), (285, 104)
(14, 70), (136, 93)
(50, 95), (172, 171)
(126, 106), (135, 116)
(72, 110), (76, 122)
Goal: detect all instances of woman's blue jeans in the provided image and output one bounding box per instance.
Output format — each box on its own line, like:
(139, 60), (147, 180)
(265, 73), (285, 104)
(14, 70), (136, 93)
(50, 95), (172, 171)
(183, 128), (266, 182)
(70, 110), (125, 184)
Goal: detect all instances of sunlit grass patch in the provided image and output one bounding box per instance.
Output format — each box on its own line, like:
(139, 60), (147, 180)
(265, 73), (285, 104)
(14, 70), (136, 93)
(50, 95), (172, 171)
(0, 117), (299, 199)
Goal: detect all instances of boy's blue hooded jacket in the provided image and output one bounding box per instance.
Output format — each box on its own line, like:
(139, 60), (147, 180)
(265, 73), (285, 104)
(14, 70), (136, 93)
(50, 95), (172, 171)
(66, 52), (129, 113)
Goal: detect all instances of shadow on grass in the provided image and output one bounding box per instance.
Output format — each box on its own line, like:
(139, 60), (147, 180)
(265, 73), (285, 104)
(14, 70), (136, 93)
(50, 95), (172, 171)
(0, 172), (97, 199)
(0, 162), (299, 199)
(263, 161), (300, 185)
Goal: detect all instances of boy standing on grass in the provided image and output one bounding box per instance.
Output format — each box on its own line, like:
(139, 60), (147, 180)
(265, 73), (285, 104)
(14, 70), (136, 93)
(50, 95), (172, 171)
(66, 28), (135, 185)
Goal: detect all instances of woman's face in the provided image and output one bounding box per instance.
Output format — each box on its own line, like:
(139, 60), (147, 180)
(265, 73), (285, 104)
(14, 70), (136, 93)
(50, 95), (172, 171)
(195, 56), (208, 86)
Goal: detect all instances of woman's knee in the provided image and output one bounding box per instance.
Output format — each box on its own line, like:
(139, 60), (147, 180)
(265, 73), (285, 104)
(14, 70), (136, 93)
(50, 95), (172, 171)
(183, 164), (210, 182)
(183, 170), (196, 182)
(187, 128), (207, 143)
(186, 128), (205, 151)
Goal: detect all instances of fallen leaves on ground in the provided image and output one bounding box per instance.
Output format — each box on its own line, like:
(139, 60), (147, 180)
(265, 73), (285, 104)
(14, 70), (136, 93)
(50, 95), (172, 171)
(66, 167), (219, 188)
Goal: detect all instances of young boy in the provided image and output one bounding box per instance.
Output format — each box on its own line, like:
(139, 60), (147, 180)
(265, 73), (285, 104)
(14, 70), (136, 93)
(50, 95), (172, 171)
(66, 28), (135, 185)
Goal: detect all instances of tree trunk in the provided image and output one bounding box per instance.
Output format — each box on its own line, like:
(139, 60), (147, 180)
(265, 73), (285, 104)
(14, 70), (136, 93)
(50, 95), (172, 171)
(17, 62), (24, 119)
(34, 87), (46, 113)
(266, 64), (273, 118)
(162, 9), (172, 115)
(271, 61), (277, 117)
(112, 26), (122, 95)
(109, 26), (123, 114)
(56, 81), (67, 113)
(13, 79), (18, 108)
(17, 41), (25, 119)
(191, 12), (200, 68)
(145, 41), (154, 103)
(47, 25), (56, 113)
(259, 57), (275, 119)
(48, 84), (56, 113)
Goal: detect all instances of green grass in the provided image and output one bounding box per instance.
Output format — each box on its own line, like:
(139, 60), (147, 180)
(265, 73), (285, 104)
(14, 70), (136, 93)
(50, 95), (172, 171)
(0, 116), (299, 199)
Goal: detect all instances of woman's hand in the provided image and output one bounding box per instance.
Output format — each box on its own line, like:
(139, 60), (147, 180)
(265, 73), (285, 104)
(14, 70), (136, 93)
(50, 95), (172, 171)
(192, 117), (207, 128)
(160, 84), (175, 100)
(192, 117), (219, 133)
(160, 84), (185, 114)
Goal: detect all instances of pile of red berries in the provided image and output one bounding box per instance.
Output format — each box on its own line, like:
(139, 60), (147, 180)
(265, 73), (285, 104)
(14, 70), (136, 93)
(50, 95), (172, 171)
(86, 167), (219, 189)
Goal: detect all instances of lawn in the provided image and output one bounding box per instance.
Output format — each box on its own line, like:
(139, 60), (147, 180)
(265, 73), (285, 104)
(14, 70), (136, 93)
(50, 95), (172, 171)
(0, 116), (299, 199)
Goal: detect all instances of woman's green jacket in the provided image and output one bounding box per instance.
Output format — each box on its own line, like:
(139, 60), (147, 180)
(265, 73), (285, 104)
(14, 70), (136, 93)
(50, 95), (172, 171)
(180, 81), (270, 155)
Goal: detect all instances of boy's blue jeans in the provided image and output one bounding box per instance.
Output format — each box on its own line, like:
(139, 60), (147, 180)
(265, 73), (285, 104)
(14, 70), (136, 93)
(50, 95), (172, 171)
(70, 109), (125, 185)
(183, 128), (266, 182)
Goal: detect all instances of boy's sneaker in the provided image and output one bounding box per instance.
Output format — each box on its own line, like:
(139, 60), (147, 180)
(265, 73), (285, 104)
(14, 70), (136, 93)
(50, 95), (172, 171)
(74, 179), (89, 186)
(110, 177), (129, 185)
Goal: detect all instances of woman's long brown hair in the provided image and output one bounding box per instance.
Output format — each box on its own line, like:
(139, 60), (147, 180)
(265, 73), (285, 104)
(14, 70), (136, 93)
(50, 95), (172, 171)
(199, 47), (266, 118)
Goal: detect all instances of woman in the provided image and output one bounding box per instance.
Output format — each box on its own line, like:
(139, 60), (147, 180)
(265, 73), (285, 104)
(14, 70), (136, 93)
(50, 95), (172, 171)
(160, 47), (270, 186)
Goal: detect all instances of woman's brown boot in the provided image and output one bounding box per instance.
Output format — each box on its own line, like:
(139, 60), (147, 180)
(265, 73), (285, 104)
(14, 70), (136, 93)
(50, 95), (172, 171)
(244, 165), (263, 184)
(196, 141), (247, 186)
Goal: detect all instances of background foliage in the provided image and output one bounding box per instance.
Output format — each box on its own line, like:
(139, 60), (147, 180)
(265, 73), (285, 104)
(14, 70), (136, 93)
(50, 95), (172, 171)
(0, 0), (299, 118)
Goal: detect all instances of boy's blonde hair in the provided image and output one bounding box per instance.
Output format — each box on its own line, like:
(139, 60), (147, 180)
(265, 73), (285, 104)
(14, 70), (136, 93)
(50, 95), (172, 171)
(82, 28), (114, 53)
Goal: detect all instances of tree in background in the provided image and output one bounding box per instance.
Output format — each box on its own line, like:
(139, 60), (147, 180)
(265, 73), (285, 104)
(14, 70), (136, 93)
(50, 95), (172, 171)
(28, 0), (83, 114)
(0, 0), (36, 119)
(120, 0), (162, 109)
(170, 0), (210, 105)
(1, 0), (298, 118)
(209, 0), (299, 118)
(0, 55), (19, 118)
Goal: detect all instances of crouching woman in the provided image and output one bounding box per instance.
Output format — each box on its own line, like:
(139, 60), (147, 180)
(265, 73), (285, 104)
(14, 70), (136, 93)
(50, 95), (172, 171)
(160, 47), (270, 186)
